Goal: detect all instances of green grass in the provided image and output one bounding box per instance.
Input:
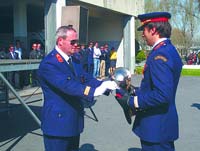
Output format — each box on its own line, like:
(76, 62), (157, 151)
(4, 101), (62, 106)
(181, 68), (200, 76)
(135, 66), (200, 76)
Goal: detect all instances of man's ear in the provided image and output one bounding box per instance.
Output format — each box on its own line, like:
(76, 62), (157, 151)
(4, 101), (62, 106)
(151, 27), (157, 35)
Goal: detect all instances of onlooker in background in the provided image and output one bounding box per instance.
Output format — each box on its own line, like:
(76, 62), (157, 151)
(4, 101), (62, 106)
(87, 42), (94, 76)
(14, 40), (22, 60)
(197, 50), (200, 65)
(6, 44), (20, 89)
(93, 42), (101, 78)
(0, 47), (7, 59)
(99, 46), (107, 79)
(109, 47), (117, 75)
(73, 44), (82, 61)
(36, 43), (45, 59)
(104, 44), (110, 76)
(29, 43), (40, 87)
(79, 44), (88, 72)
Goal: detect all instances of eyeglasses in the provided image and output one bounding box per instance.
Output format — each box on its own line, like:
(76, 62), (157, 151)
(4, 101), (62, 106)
(70, 39), (79, 45)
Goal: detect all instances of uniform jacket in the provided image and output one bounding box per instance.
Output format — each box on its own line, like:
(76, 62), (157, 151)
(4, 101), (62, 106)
(37, 48), (102, 137)
(87, 47), (94, 64)
(133, 39), (183, 142)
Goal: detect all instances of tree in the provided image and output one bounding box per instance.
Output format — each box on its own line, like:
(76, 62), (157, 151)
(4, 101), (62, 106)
(135, 0), (200, 56)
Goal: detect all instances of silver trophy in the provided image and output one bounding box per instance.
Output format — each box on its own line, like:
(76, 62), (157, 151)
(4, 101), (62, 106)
(111, 67), (135, 125)
(111, 67), (132, 90)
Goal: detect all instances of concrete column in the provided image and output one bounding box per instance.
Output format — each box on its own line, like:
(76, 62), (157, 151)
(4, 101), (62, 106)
(123, 15), (136, 74)
(13, 0), (27, 55)
(45, 0), (66, 54)
(56, 0), (66, 29)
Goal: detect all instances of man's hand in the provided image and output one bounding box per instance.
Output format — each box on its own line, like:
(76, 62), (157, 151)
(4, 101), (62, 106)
(115, 89), (135, 124)
(94, 81), (118, 97)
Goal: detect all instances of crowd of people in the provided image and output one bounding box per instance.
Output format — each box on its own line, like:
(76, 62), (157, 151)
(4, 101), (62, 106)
(73, 41), (117, 79)
(0, 39), (117, 89)
(185, 50), (200, 65)
(0, 40), (45, 89)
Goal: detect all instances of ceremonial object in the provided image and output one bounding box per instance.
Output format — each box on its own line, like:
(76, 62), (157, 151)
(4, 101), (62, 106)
(111, 67), (134, 124)
(111, 67), (131, 90)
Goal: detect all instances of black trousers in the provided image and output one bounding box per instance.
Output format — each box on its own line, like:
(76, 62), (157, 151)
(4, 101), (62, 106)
(43, 134), (80, 151)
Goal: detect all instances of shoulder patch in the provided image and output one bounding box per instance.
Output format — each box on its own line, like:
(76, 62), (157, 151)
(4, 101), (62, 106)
(56, 53), (63, 63)
(154, 55), (167, 62)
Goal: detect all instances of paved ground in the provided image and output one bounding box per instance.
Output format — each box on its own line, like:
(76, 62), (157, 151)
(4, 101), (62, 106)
(0, 75), (200, 151)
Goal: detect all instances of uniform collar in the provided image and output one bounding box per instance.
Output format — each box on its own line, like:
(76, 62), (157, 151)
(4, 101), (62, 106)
(152, 38), (167, 49)
(55, 45), (70, 62)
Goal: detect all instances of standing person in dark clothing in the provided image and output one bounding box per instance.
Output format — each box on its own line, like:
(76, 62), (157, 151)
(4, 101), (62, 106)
(104, 44), (110, 76)
(115, 12), (183, 151)
(0, 47), (7, 59)
(36, 43), (45, 59)
(99, 46), (107, 79)
(37, 25), (118, 151)
(79, 44), (88, 72)
(29, 43), (41, 87)
(87, 42), (94, 76)
(6, 44), (20, 89)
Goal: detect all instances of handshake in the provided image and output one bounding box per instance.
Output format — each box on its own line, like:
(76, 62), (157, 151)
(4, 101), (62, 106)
(111, 67), (136, 125)
(93, 80), (119, 97)
(93, 67), (137, 125)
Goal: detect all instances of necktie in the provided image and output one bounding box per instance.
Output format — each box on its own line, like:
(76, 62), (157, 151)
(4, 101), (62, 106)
(68, 57), (75, 74)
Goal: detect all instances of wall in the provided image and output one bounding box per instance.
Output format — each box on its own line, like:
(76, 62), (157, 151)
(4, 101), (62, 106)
(79, 0), (144, 16)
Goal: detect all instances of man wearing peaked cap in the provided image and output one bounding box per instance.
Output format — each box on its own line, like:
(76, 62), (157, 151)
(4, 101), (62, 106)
(117, 12), (183, 151)
(137, 12), (171, 31)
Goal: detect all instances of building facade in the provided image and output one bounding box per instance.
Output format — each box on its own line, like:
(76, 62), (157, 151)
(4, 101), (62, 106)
(0, 0), (144, 73)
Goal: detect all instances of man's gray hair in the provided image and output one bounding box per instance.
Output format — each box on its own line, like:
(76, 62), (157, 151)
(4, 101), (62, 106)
(55, 25), (76, 40)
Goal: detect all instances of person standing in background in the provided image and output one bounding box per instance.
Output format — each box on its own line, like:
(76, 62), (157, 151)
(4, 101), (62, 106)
(109, 47), (117, 75)
(14, 40), (22, 60)
(79, 44), (88, 72)
(87, 42), (94, 76)
(99, 45), (107, 79)
(104, 44), (110, 77)
(93, 42), (101, 78)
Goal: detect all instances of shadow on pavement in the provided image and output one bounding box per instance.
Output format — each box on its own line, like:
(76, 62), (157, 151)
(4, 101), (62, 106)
(128, 148), (141, 151)
(191, 103), (200, 110)
(79, 143), (98, 151)
(0, 103), (41, 142)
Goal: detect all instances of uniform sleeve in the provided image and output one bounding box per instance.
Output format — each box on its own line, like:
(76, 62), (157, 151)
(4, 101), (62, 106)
(38, 61), (96, 100)
(136, 54), (174, 109)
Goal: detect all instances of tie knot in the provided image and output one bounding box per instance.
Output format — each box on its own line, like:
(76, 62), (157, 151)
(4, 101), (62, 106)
(68, 57), (72, 63)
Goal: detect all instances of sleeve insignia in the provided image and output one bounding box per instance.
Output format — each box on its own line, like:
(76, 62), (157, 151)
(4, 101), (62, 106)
(84, 86), (91, 96)
(56, 53), (63, 62)
(154, 55), (167, 62)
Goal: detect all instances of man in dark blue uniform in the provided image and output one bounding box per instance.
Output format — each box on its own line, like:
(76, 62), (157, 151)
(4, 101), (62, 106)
(37, 25), (118, 151)
(116, 12), (183, 151)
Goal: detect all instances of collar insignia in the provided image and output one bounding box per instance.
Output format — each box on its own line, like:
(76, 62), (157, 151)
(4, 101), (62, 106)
(56, 53), (63, 63)
(153, 41), (166, 51)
